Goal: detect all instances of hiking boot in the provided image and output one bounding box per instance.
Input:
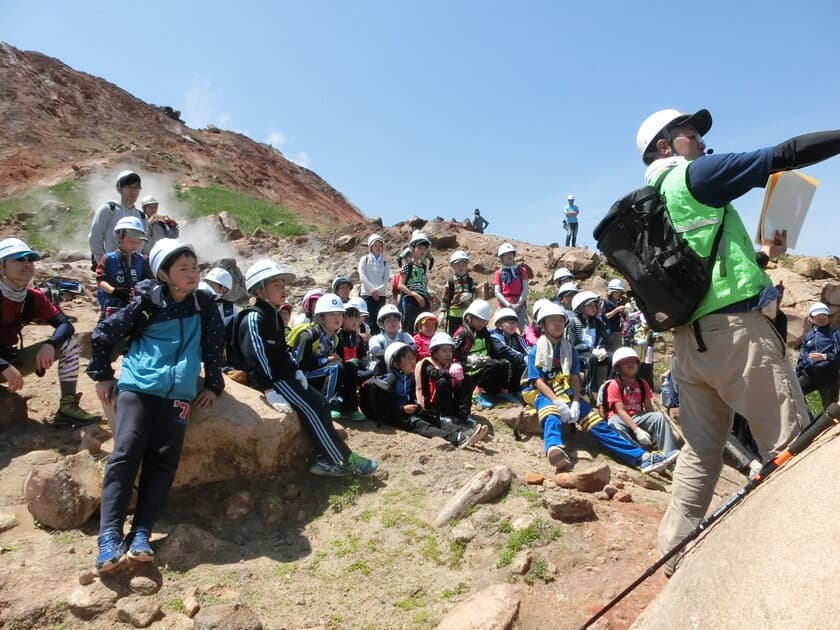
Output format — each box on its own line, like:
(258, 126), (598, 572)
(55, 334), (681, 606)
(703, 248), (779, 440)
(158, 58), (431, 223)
(346, 452), (379, 476)
(54, 393), (101, 428)
(309, 455), (352, 477)
(547, 445), (570, 470)
(126, 528), (154, 562)
(473, 392), (494, 410)
(457, 424), (488, 450)
(95, 528), (125, 574)
(640, 449), (680, 475)
(495, 391), (521, 405)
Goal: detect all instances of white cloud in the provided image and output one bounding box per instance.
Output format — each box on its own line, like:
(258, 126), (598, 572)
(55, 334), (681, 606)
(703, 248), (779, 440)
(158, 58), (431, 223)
(180, 74), (236, 131)
(290, 151), (312, 168)
(265, 129), (287, 149)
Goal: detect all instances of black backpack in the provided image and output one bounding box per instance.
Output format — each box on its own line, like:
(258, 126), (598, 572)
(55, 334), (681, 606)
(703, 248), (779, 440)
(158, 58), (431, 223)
(593, 170), (726, 332)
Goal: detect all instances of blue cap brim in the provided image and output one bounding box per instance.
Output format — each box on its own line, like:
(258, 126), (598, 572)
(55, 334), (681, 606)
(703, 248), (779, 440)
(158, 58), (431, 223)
(9, 251), (41, 261)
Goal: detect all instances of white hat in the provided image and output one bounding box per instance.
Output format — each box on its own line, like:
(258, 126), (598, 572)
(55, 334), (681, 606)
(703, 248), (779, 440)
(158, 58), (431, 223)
(449, 250), (469, 265)
(557, 282), (579, 296)
(414, 311), (438, 332)
(115, 170), (141, 188)
(149, 238), (194, 279)
(0, 238), (40, 261)
(409, 231), (430, 247)
(346, 296), (368, 316)
(494, 307), (519, 324)
(809, 302), (830, 317)
(367, 233), (384, 249)
(113, 216), (148, 240)
(536, 302), (567, 324)
(204, 267), (233, 291)
(567, 194), (575, 201)
(553, 267), (573, 283)
(377, 303), (401, 325)
(140, 195), (159, 208)
(607, 278), (627, 293)
(314, 293), (345, 315)
(429, 332), (454, 351)
(612, 346), (639, 368)
(497, 242), (516, 257)
(465, 299), (492, 321)
(636, 108), (712, 164)
(244, 259), (295, 293)
(572, 290), (600, 313)
(384, 342), (413, 368)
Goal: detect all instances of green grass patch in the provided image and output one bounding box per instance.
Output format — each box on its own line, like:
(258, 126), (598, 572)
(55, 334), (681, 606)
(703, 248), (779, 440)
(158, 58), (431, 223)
(360, 507), (376, 522)
(498, 518), (513, 534)
(412, 610), (432, 625)
(523, 559), (552, 584)
(448, 541), (466, 567)
(273, 562), (297, 578)
(497, 518), (561, 567)
(346, 559), (372, 575)
(805, 389), (824, 417)
(326, 479), (362, 513)
(331, 534), (359, 558)
(509, 484), (541, 507)
(166, 598), (185, 613)
(175, 185), (309, 237)
(396, 594), (424, 610)
(440, 581), (469, 601)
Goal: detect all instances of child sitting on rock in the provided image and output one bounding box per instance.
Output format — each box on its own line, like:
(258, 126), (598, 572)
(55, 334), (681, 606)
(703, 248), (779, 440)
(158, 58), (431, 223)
(453, 300), (521, 409)
(339, 299), (375, 387)
(440, 250), (476, 335)
(95, 216), (150, 320)
(368, 303), (415, 373)
(413, 311), (439, 359)
(415, 332), (478, 429)
(0, 238), (101, 428)
(87, 239), (225, 573)
(521, 302), (678, 474)
(228, 259), (377, 477)
(199, 266), (239, 329)
(361, 342), (486, 449)
(396, 232), (432, 332)
(493, 242), (529, 331)
(291, 293), (365, 422)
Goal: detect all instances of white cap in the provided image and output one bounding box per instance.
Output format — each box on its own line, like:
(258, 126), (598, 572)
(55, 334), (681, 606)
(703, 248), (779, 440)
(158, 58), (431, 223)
(346, 296), (368, 316)
(244, 259), (295, 293)
(204, 267), (233, 291)
(410, 231), (431, 247)
(429, 332), (454, 350)
(115, 170), (140, 188)
(567, 194), (575, 201)
(536, 302), (567, 324)
(494, 307), (519, 324)
(607, 278), (627, 293)
(557, 282), (579, 296)
(497, 242), (516, 257)
(367, 233), (384, 248)
(572, 290), (599, 313)
(314, 293), (345, 315)
(636, 108), (712, 164)
(140, 195), (159, 208)
(612, 346), (640, 368)
(113, 216), (148, 240)
(810, 302), (831, 317)
(449, 250), (469, 265)
(149, 238), (195, 279)
(377, 303), (401, 325)
(414, 312), (438, 332)
(0, 238), (40, 261)
(553, 267), (573, 283)
(384, 342), (413, 368)
(465, 299), (492, 321)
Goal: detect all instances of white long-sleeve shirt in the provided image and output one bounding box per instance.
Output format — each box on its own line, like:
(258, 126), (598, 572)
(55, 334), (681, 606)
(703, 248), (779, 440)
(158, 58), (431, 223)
(358, 253), (389, 296)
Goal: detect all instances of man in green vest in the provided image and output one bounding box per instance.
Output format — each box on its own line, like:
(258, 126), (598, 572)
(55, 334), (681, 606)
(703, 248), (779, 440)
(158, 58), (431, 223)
(636, 108), (840, 575)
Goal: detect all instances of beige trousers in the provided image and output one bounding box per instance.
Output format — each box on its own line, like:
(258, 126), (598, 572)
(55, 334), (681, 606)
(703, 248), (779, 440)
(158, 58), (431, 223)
(657, 311), (809, 570)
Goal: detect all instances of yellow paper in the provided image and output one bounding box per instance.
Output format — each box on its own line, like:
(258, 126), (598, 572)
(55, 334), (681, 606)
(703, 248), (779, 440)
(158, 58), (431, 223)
(755, 170), (819, 249)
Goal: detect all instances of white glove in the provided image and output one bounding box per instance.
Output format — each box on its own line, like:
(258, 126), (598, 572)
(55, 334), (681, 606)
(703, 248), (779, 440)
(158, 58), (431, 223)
(552, 399), (572, 422)
(593, 347), (608, 362)
(294, 370), (308, 390)
(634, 427), (653, 447)
(265, 390), (292, 414)
(569, 400), (581, 423)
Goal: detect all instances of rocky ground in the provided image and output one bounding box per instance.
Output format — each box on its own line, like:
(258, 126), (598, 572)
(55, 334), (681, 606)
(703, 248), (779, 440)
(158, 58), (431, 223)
(0, 285), (752, 630)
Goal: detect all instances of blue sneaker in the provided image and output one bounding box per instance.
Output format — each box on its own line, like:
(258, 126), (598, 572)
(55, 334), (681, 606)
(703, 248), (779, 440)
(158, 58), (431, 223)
(126, 528), (154, 562)
(347, 452), (379, 476)
(309, 456), (352, 477)
(640, 449), (680, 474)
(473, 392), (494, 409)
(95, 528), (125, 573)
(330, 409), (343, 420)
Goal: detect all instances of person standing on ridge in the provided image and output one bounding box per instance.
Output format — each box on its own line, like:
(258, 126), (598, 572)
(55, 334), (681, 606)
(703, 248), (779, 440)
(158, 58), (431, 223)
(472, 208), (489, 234)
(635, 107), (840, 576)
(563, 194), (580, 247)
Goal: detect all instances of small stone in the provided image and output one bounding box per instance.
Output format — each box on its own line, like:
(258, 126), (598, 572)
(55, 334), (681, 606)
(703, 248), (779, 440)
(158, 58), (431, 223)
(129, 575), (160, 596)
(555, 463), (611, 493)
(509, 549), (533, 575)
(67, 545), (76, 554)
(183, 587), (200, 618)
(335, 235), (358, 251)
(612, 480), (625, 489)
(436, 583), (520, 630)
(418, 454), (431, 465)
(68, 580), (118, 620)
(603, 485), (619, 499)
(511, 513), (536, 531)
(0, 512), (19, 532)
(525, 472), (545, 485)
(411, 468), (426, 476)
(78, 569), (96, 585)
(543, 479), (556, 489)
(116, 595), (162, 628)
(464, 463), (476, 470)
(596, 491), (611, 501)
(614, 491), (633, 503)
(192, 603), (263, 630)
(224, 491), (254, 521)
(546, 562), (558, 575)
(543, 492), (596, 523)
(449, 520), (477, 544)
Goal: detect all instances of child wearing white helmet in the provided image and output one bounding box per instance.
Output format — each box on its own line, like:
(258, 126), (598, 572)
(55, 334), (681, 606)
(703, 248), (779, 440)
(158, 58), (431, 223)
(140, 195), (179, 256)
(567, 290), (610, 398)
(603, 347), (680, 455)
(415, 332), (484, 436)
(552, 267), (574, 287)
(198, 267), (240, 354)
(358, 233), (389, 333)
(521, 302), (678, 474)
(360, 342), (485, 450)
(228, 260), (377, 479)
(290, 293), (365, 422)
(490, 307), (530, 391)
(453, 299), (522, 409)
(440, 250), (476, 335)
(602, 278), (629, 351)
(88, 238), (225, 573)
(493, 242), (530, 332)
(397, 231), (433, 332)
(88, 170), (147, 268)
(95, 215), (150, 319)
(412, 311), (439, 359)
(368, 303), (416, 373)
(0, 238), (101, 428)
(331, 276), (353, 303)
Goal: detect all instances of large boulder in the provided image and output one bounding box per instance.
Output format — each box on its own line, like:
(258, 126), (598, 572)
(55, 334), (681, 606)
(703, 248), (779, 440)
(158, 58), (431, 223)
(423, 220), (459, 249)
(435, 583), (521, 630)
(632, 425), (840, 629)
(171, 377), (311, 488)
(792, 257), (826, 279)
(24, 451), (102, 529)
(549, 247), (600, 277)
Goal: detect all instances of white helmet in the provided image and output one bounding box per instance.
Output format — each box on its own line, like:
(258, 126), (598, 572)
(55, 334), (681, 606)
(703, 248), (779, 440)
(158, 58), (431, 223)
(331, 276), (352, 293)
(244, 259), (295, 293)
(494, 307), (519, 324)
(346, 296), (368, 316)
(636, 108), (712, 164)
(809, 302), (831, 317)
(0, 238), (40, 261)
(449, 250), (469, 265)
(140, 195), (159, 208)
(572, 290), (600, 313)
(607, 279), (627, 293)
(314, 293), (345, 315)
(532, 298), (552, 319)
(113, 216), (147, 238)
(552, 267), (573, 283)
(567, 194), (575, 201)
(149, 238), (195, 279)
(377, 303), (402, 325)
(497, 242), (516, 258)
(536, 302), (567, 324)
(367, 233), (384, 249)
(557, 281), (579, 297)
(414, 312), (438, 332)
(204, 267), (233, 291)
(429, 332), (454, 351)
(465, 299), (492, 322)
(384, 341), (413, 368)
(115, 170), (140, 188)
(410, 231), (431, 247)
(612, 347), (639, 368)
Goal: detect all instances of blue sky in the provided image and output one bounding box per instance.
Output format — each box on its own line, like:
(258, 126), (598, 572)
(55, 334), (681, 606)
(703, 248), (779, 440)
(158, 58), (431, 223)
(4, 0), (840, 254)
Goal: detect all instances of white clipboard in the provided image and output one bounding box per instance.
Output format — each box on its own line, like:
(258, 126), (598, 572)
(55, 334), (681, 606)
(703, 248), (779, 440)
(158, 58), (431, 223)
(754, 170), (819, 249)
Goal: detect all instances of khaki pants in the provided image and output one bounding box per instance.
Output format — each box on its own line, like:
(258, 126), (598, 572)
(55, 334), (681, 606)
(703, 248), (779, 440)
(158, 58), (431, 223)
(657, 311), (809, 570)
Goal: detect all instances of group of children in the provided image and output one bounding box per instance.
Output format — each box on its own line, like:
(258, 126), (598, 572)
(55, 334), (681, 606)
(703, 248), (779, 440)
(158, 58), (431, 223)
(1, 199), (685, 577)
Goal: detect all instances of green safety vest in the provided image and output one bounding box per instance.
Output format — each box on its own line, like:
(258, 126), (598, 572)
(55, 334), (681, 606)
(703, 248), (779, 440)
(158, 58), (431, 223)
(656, 161), (770, 323)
